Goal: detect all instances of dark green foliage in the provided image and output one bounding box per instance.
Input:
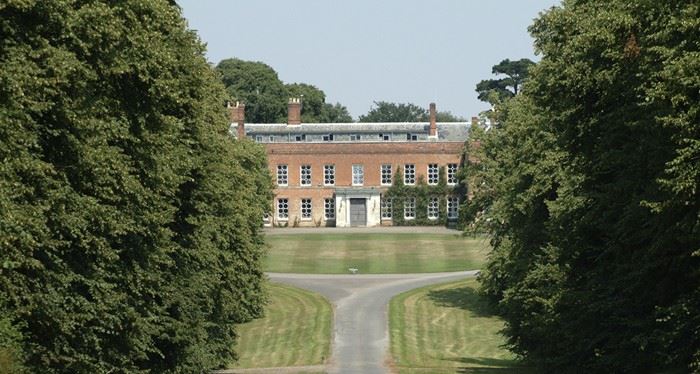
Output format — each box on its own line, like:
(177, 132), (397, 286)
(216, 59), (352, 123)
(384, 166), (465, 226)
(359, 101), (465, 122)
(0, 313), (26, 374)
(0, 1), (272, 373)
(466, 1), (700, 372)
(475, 58), (535, 106)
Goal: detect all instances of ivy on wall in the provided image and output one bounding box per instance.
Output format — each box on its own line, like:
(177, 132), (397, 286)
(383, 165), (467, 226)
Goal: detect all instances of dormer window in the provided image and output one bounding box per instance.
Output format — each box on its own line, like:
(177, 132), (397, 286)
(255, 135), (263, 142)
(323, 134), (334, 141)
(294, 134), (306, 142)
(381, 133), (391, 141)
(350, 134), (361, 141)
(406, 133), (418, 141)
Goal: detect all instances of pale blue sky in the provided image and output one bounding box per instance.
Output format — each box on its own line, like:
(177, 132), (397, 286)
(177, 0), (561, 120)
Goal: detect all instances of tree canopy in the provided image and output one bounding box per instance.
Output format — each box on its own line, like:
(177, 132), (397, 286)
(475, 58), (535, 106)
(0, 1), (271, 372)
(465, 1), (699, 372)
(216, 59), (352, 123)
(359, 101), (465, 122)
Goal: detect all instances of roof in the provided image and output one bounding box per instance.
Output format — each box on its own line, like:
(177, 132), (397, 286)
(232, 122), (470, 142)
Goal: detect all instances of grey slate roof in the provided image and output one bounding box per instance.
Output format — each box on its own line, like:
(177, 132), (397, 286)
(231, 122), (470, 142)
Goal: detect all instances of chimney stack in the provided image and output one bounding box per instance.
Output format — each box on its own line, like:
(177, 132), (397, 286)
(471, 116), (479, 127)
(228, 101), (245, 139)
(287, 97), (302, 125)
(429, 102), (437, 138)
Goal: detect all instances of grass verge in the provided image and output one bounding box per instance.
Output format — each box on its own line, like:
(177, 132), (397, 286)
(390, 278), (527, 374)
(265, 233), (489, 273)
(230, 283), (331, 369)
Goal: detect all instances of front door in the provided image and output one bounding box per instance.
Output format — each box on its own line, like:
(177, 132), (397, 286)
(349, 198), (367, 226)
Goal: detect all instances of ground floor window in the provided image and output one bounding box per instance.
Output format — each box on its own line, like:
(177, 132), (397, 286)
(427, 197), (439, 219)
(381, 197), (392, 219)
(324, 198), (335, 220)
(277, 198), (289, 220)
(301, 198), (312, 220)
(447, 197), (459, 219)
(404, 197), (416, 219)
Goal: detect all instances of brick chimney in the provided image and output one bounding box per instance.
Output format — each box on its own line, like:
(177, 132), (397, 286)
(228, 101), (245, 138)
(288, 97), (301, 125)
(471, 116), (479, 127)
(429, 102), (437, 138)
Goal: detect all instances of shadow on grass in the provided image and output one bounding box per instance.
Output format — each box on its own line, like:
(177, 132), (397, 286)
(426, 286), (495, 318)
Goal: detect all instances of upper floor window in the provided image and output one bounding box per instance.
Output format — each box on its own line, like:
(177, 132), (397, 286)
(381, 164), (392, 186)
(350, 134), (361, 141)
(294, 134), (306, 142)
(300, 165), (312, 186)
(277, 165), (288, 186)
(447, 163), (458, 185)
(427, 197), (439, 219)
(255, 135), (263, 142)
(407, 133), (418, 141)
(428, 164), (439, 185)
(352, 164), (364, 186)
(380, 133), (391, 141)
(277, 198), (289, 220)
(301, 198), (312, 220)
(323, 134), (334, 141)
(324, 165), (335, 186)
(268, 135), (274, 142)
(447, 197), (460, 219)
(404, 164), (415, 185)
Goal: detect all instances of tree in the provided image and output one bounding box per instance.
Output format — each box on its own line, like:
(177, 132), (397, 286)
(475, 58), (535, 106)
(359, 101), (464, 122)
(466, 1), (700, 372)
(0, 1), (271, 372)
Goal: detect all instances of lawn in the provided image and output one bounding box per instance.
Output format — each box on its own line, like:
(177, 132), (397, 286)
(230, 283), (331, 369)
(390, 278), (527, 374)
(264, 233), (490, 273)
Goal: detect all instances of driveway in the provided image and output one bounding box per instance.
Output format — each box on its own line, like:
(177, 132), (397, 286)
(268, 270), (479, 374)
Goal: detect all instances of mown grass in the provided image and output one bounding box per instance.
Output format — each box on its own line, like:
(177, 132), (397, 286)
(230, 283), (332, 369)
(264, 233), (489, 273)
(390, 278), (528, 374)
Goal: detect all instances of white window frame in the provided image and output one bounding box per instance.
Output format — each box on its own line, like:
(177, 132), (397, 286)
(428, 164), (439, 185)
(350, 134), (361, 141)
(404, 197), (416, 220)
(381, 197), (393, 219)
(277, 165), (288, 186)
(255, 135), (263, 142)
(447, 163), (458, 185)
(381, 164), (392, 186)
(382, 133), (391, 141)
(324, 198), (335, 220)
(352, 164), (364, 186)
(300, 165), (312, 186)
(427, 197), (439, 220)
(407, 133), (417, 141)
(404, 164), (416, 185)
(301, 198), (312, 220)
(322, 134), (334, 141)
(277, 198), (289, 220)
(447, 197), (460, 219)
(324, 164), (335, 186)
(268, 135), (274, 142)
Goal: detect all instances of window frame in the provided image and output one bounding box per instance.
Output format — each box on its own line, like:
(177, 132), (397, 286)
(300, 198), (312, 220)
(381, 164), (393, 186)
(323, 164), (335, 186)
(427, 196), (439, 220)
(404, 197), (416, 220)
(300, 165), (312, 187)
(447, 196), (460, 219)
(447, 163), (458, 185)
(277, 198), (289, 220)
(276, 164), (288, 186)
(352, 164), (364, 186)
(404, 164), (416, 185)
(381, 197), (393, 219)
(324, 198), (335, 220)
(427, 164), (439, 185)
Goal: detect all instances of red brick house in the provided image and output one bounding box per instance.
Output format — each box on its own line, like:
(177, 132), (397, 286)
(229, 99), (470, 227)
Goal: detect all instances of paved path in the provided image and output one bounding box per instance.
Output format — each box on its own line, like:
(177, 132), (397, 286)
(268, 270), (478, 374)
(263, 226), (461, 235)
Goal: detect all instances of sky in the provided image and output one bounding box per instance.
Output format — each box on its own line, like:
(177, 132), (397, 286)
(177, 0), (561, 120)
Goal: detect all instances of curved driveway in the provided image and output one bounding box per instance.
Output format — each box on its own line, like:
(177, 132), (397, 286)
(269, 270), (478, 374)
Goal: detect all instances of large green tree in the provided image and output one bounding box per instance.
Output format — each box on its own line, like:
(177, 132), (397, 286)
(0, 1), (271, 372)
(466, 1), (699, 372)
(475, 58), (535, 106)
(359, 101), (465, 122)
(216, 59), (352, 123)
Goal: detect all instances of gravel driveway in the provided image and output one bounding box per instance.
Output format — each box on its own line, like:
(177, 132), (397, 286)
(269, 270), (479, 374)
